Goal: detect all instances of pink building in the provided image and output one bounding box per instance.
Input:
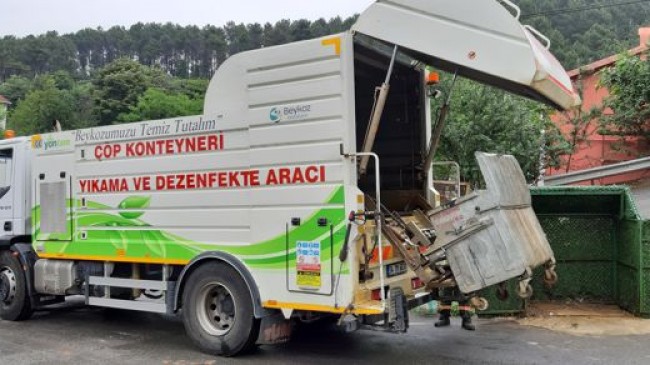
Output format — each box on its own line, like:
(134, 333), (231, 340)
(547, 28), (649, 185)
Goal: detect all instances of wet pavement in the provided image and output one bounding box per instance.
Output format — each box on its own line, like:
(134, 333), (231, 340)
(0, 299), (649, 365)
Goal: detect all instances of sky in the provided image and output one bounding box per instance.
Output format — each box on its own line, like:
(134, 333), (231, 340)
(0, 0), (375, 37)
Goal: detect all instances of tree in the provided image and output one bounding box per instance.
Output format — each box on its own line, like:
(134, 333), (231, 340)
(224, 22), (251, 56)
(1, 2), (648, 78)
(310, 18), (330, 38)
(9, 76), (98, 135)
(247, 23), (264, 50)
(290, 19), (312, 41)
(10, 85), (75, 135)
(437, 77), (570, 185)
(553, 76), (601, 172)
(117, 88), (203, 123)
(0, 75), (33, 104)
(263, 20), (291, 47)
(92, 58), (164, 125)
(599, 52), (650, 144)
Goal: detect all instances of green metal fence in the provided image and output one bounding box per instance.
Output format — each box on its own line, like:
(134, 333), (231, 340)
(480, 186), (649, 317)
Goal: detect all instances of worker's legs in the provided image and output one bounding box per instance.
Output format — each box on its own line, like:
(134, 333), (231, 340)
(460, 307), (475, 331)
(434, 301), (451, 327)
(436, 287), (476, 330)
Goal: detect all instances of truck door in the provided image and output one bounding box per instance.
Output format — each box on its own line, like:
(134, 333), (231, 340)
(34, 156), (73, 242)
(286, 218), (334, 296)
(0, 148), (15, 235)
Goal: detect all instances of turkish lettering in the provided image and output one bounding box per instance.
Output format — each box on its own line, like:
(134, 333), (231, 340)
(79, 166), (326, 193)
(94, 134), (224, 161)
(75, 117), (217, 143)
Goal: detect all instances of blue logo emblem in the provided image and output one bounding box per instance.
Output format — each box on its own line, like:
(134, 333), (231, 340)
(269, 107), (281, 123)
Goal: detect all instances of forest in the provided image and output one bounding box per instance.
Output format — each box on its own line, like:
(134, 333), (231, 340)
(0, 0), (648, 182)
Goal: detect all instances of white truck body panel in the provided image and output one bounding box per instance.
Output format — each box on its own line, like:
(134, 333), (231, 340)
(352, 0), (580, 109)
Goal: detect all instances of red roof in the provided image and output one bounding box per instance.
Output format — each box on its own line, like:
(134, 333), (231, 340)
(0, 95), (10, 105)
(567, 45), (647, 78)
(568, 28), (649, 79)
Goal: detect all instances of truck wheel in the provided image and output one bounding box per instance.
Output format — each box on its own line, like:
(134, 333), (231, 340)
(0, 251), (33, 321)
(182, 262), (259, 357)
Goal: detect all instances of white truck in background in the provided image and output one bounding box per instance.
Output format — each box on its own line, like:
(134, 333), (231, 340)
(0, 0), (579, 357)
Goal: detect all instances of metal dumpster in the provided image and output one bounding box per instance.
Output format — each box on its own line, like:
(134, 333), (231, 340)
(427, 152), (556, 295)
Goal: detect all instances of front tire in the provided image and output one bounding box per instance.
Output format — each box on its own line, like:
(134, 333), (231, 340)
(182, 262), (259, 356)
(0, 250), (33, 321)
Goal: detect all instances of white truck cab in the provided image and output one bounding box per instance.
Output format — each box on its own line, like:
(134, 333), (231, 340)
(0, 137), (31, 242)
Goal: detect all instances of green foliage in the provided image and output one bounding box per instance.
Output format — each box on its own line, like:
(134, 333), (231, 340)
(1, 58), (206, 135)
(11, 84), (76, 135)
(517, 0), (650, 69)
(599, 52), (650, 142)
(91, 58), (167, 125)
(0, 1), (646, 79)
(117, 88), (203, 123)
(0, 75), (33, 104)
(7, 74), (96, 135)
(436, 78), (570, 184)
(0, 16), (359, 81)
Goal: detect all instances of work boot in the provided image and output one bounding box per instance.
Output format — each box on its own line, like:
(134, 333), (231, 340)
(434, 310), (451, 328)
(461, 311), (475, 331)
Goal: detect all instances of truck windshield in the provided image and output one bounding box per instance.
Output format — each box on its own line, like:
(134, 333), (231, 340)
(0, 148), (13, 199)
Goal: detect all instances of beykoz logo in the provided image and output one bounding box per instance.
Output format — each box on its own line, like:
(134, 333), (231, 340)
(268, 104), (312, 123)
(269, 108), (281, 123)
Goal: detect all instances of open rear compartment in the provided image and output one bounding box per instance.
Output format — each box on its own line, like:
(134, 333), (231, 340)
(349, 37), (442, 324)
(353, 36), (431, 213)
(348, 36), (561, 328)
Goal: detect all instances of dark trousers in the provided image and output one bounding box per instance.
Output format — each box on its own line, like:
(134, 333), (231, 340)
(438, 287), (472, 321)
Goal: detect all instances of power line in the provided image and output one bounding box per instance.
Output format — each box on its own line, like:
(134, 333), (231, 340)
(521, 0), (650, 20)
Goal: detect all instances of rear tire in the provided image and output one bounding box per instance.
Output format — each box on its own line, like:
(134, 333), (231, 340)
(182, 262), (259, 357)
(0, 250), (33, 321)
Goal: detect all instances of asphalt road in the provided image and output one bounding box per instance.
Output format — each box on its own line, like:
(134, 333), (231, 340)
(1, 300), (649, 365)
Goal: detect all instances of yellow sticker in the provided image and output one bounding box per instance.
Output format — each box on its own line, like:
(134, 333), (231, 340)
(321, 37), (341, 56)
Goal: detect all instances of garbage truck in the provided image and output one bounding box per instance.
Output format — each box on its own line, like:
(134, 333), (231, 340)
(0, 0), (580, 356)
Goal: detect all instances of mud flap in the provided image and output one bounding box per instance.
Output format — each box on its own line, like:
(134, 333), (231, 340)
(256, 311), (292, 345)
(388, 287), (409, 333)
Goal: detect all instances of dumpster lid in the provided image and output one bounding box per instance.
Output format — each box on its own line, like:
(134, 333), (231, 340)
(475, 152), (531, 207)
(353, 0), (581, 110)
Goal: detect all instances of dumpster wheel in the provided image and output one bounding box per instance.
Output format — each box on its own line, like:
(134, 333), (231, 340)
(470, 296), (489, 311)
(543, 269), (558, 288)
(543, 260), (558, 288)
(516, 281), (533, 299)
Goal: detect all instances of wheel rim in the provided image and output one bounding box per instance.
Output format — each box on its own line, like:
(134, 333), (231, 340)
(0, 266), (17, 305)
(196, 281), (236, 336)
